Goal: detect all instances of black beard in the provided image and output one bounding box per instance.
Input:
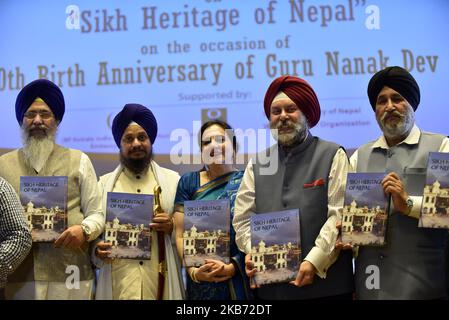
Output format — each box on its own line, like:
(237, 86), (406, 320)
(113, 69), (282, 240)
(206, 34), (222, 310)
(120, 150), (152, 174)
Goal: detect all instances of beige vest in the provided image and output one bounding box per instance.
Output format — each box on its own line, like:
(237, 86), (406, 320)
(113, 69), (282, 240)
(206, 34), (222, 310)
(0, 145), (94, 282)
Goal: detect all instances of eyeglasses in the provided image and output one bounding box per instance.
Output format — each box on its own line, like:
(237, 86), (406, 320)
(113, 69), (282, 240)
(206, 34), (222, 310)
(23, 110), (54, 120)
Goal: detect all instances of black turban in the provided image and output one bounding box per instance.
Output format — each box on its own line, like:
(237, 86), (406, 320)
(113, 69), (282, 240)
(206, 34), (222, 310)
(15, 79), (65, 125)
(367, 66), (420, 111)
(112, 104), (158, 148)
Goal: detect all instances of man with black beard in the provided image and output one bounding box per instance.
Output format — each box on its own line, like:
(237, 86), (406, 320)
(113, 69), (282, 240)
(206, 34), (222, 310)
(93, 104), (184, 300)
(0, 79), (104, 299)
(347, 66), (449, 299)
(233, 75), (354, 299)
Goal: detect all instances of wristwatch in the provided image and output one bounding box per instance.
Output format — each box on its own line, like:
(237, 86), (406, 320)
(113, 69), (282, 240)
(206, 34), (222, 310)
(81, 223), (92, 241)
(405, 197), (414, 216)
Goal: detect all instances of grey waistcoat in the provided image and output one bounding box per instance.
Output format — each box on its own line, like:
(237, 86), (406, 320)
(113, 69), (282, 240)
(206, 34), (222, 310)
(355, 131), (448, 299)
(253, 134), (354, 299)
(0, 145), (94, 284)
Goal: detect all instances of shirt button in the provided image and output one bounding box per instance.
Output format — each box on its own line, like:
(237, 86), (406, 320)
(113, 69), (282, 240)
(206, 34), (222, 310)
(379, 254), (384, 260)
(139, 261), (143, 265)
(137, 189), (141, 193)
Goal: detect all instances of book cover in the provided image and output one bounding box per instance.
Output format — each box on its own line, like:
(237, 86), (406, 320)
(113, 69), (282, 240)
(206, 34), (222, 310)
(105, 192), (153, 259)
(341, 172), (389, 246)
(420, 152), (449, 228)
(251, 209), (301, 286)
(183, 199), (230, 267)
(20, 176), (68, 242)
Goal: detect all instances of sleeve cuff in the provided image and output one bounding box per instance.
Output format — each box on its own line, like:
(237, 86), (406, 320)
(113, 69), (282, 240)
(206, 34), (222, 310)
(304, 246), (332, 279)
(409, 196), (422, 220)
(81, 220), (97, 242)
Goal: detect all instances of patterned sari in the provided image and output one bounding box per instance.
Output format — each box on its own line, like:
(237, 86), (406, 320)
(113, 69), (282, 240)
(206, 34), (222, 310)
(174, 170), (251, 300)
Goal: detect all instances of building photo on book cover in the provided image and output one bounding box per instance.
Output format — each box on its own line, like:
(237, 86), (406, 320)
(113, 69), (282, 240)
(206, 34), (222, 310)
(251, 209), (301, 286)
(105, 192), (153, 259)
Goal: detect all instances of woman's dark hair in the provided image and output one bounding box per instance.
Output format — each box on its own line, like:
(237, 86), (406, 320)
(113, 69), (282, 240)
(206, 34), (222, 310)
(199, 120), (238, 153)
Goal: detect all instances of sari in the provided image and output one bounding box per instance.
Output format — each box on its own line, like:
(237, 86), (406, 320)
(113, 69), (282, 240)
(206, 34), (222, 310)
(174, 170), (251, 300)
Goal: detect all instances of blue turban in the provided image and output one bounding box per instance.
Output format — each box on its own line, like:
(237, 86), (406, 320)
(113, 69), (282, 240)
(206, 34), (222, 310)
(112, 104), (158, 148)
(15, 79), (65, 125)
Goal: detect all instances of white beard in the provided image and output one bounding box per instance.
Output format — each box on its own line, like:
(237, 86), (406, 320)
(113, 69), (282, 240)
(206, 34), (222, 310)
(377, 105), (415, 140)
(21, 129), (56, 173)
(270, 115), (308, 147)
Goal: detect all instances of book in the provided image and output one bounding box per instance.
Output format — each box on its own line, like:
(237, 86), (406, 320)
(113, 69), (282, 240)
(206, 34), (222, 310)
(105, 192), (153, 259)
(183, 199), (230, 267)
(341, 172), (389, 246)
(20, 176), (68, 242)
(251, 209), (301, 286)
(420, 152), (449, 229)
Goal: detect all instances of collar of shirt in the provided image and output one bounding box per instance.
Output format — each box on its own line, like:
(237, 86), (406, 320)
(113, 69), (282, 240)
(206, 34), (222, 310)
(372, 124), (420, 150)
(123, 167), (149, 181)
(117, 166), (156, 194)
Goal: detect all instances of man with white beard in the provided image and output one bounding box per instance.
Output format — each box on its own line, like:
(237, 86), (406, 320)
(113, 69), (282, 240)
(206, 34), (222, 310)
(348, 66), (449, 299)
(233, 75), (354, 300)
(0, 79), (104, 299)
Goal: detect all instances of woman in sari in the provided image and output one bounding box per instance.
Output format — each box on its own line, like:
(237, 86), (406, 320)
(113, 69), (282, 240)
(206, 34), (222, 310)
(173, 120), (251, 300)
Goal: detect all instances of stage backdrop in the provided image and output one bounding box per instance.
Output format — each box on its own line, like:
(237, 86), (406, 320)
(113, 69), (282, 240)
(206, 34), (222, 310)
(1, 0), (448, 173)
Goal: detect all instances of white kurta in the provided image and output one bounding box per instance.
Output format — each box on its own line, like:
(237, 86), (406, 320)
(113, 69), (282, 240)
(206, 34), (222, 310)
(94, 161), (184, 300)
(233, 147), (349, 279)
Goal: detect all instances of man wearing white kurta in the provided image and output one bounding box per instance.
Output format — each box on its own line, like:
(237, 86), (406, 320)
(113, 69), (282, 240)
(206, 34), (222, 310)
(0, 79), (104, 300)
(93, 104), (184, 300)
(233, 76), (354, 299)
(349, 66), (449, 299)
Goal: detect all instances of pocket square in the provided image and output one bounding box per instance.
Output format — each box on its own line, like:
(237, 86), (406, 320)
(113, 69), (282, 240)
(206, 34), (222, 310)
(303, 178), (326, 188)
